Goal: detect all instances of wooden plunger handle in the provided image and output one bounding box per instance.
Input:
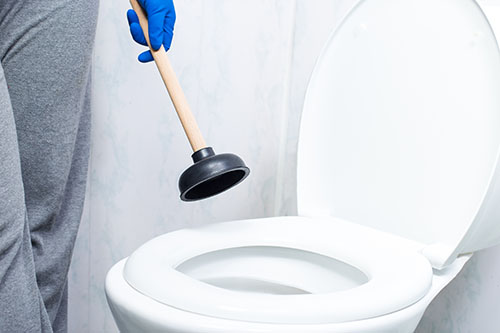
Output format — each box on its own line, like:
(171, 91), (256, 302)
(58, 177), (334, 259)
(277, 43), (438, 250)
(130, 0), (206, 152)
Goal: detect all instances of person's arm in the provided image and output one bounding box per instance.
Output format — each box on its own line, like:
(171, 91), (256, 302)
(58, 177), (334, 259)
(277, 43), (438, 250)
(126, 0), (176, 63)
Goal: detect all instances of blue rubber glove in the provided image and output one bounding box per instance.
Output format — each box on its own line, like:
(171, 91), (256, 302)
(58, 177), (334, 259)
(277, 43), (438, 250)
(127, 0), (176, 63)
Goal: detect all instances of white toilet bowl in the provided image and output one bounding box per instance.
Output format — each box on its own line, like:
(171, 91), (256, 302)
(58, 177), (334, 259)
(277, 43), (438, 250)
(106, 0), (500, 331)
(121, 218), (432, 324)
(105, 217), (470, 332)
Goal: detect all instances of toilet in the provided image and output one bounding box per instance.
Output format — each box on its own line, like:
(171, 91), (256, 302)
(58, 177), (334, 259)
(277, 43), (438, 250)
(105, 0), (500, 332)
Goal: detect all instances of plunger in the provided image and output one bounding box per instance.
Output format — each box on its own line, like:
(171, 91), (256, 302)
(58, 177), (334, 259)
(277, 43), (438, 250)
(130, 0), (250, 201)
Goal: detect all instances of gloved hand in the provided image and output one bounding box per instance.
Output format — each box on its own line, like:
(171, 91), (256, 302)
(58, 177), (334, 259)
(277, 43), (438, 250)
(127, 0), (176, 63)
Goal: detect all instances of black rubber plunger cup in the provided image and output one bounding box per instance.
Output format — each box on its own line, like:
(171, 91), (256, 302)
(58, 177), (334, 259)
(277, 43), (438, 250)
(130, 0), (250, 201)
(179, 147), (250, 201)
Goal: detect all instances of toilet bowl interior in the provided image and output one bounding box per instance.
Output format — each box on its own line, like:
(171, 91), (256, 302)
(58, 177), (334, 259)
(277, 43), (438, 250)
(176, 245), (369, 295)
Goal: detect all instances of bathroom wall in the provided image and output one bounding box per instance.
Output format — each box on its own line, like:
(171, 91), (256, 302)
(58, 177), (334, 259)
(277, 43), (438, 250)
(68, 0), (500, 331)
(69, 0), (296, 331)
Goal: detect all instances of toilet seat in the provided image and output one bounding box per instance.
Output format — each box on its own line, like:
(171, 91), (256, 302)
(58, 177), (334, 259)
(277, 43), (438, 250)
(124, 216), (432, 324)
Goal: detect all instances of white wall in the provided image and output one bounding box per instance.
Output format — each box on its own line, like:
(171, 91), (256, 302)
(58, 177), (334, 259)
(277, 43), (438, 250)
(70, 0), (296, 331)
(69, 0), (500, 331)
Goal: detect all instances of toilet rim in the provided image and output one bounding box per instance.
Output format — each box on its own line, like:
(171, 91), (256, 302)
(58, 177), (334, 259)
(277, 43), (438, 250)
(123, 217), (433, 324)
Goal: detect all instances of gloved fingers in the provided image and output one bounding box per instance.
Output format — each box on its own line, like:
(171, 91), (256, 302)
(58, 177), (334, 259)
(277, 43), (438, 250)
(162, 8), (176, 50)
(148, 10), (168, 50)
(163, 28), (173, 51)
(127, 9), (139, 26)
(130, 22), (148, 46)
(138, 50), (154, 63)
(128, 1), (176, 63)
(127, 10), (148, 46)
(164, 7), (176, 33)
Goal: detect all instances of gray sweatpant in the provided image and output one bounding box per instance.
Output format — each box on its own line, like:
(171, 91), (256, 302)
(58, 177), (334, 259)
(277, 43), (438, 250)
(0, 0), (98, 331)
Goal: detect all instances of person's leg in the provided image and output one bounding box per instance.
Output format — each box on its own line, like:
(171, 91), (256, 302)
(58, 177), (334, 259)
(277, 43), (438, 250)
(0, 0), (98, 330)
(50, 79), (92, 332)
(0, 64), (52, 332)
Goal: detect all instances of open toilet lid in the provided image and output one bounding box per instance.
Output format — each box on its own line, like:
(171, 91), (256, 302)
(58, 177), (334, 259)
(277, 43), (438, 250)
(297, 0), (500, 268)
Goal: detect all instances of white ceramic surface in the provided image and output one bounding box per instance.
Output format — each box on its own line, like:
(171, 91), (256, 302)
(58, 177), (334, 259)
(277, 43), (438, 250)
(69, 0), (500, 332)
(106, 216), (456, 333)
(106, 257), (458, 333)
(122, 217), (432, 324)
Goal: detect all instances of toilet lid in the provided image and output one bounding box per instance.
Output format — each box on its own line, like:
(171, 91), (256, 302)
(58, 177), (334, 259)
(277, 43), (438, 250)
(297, 0), (500, 267)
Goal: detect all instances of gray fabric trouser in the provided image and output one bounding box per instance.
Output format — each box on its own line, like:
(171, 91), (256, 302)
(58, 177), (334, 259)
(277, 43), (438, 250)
(0, 0), (98, 332)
